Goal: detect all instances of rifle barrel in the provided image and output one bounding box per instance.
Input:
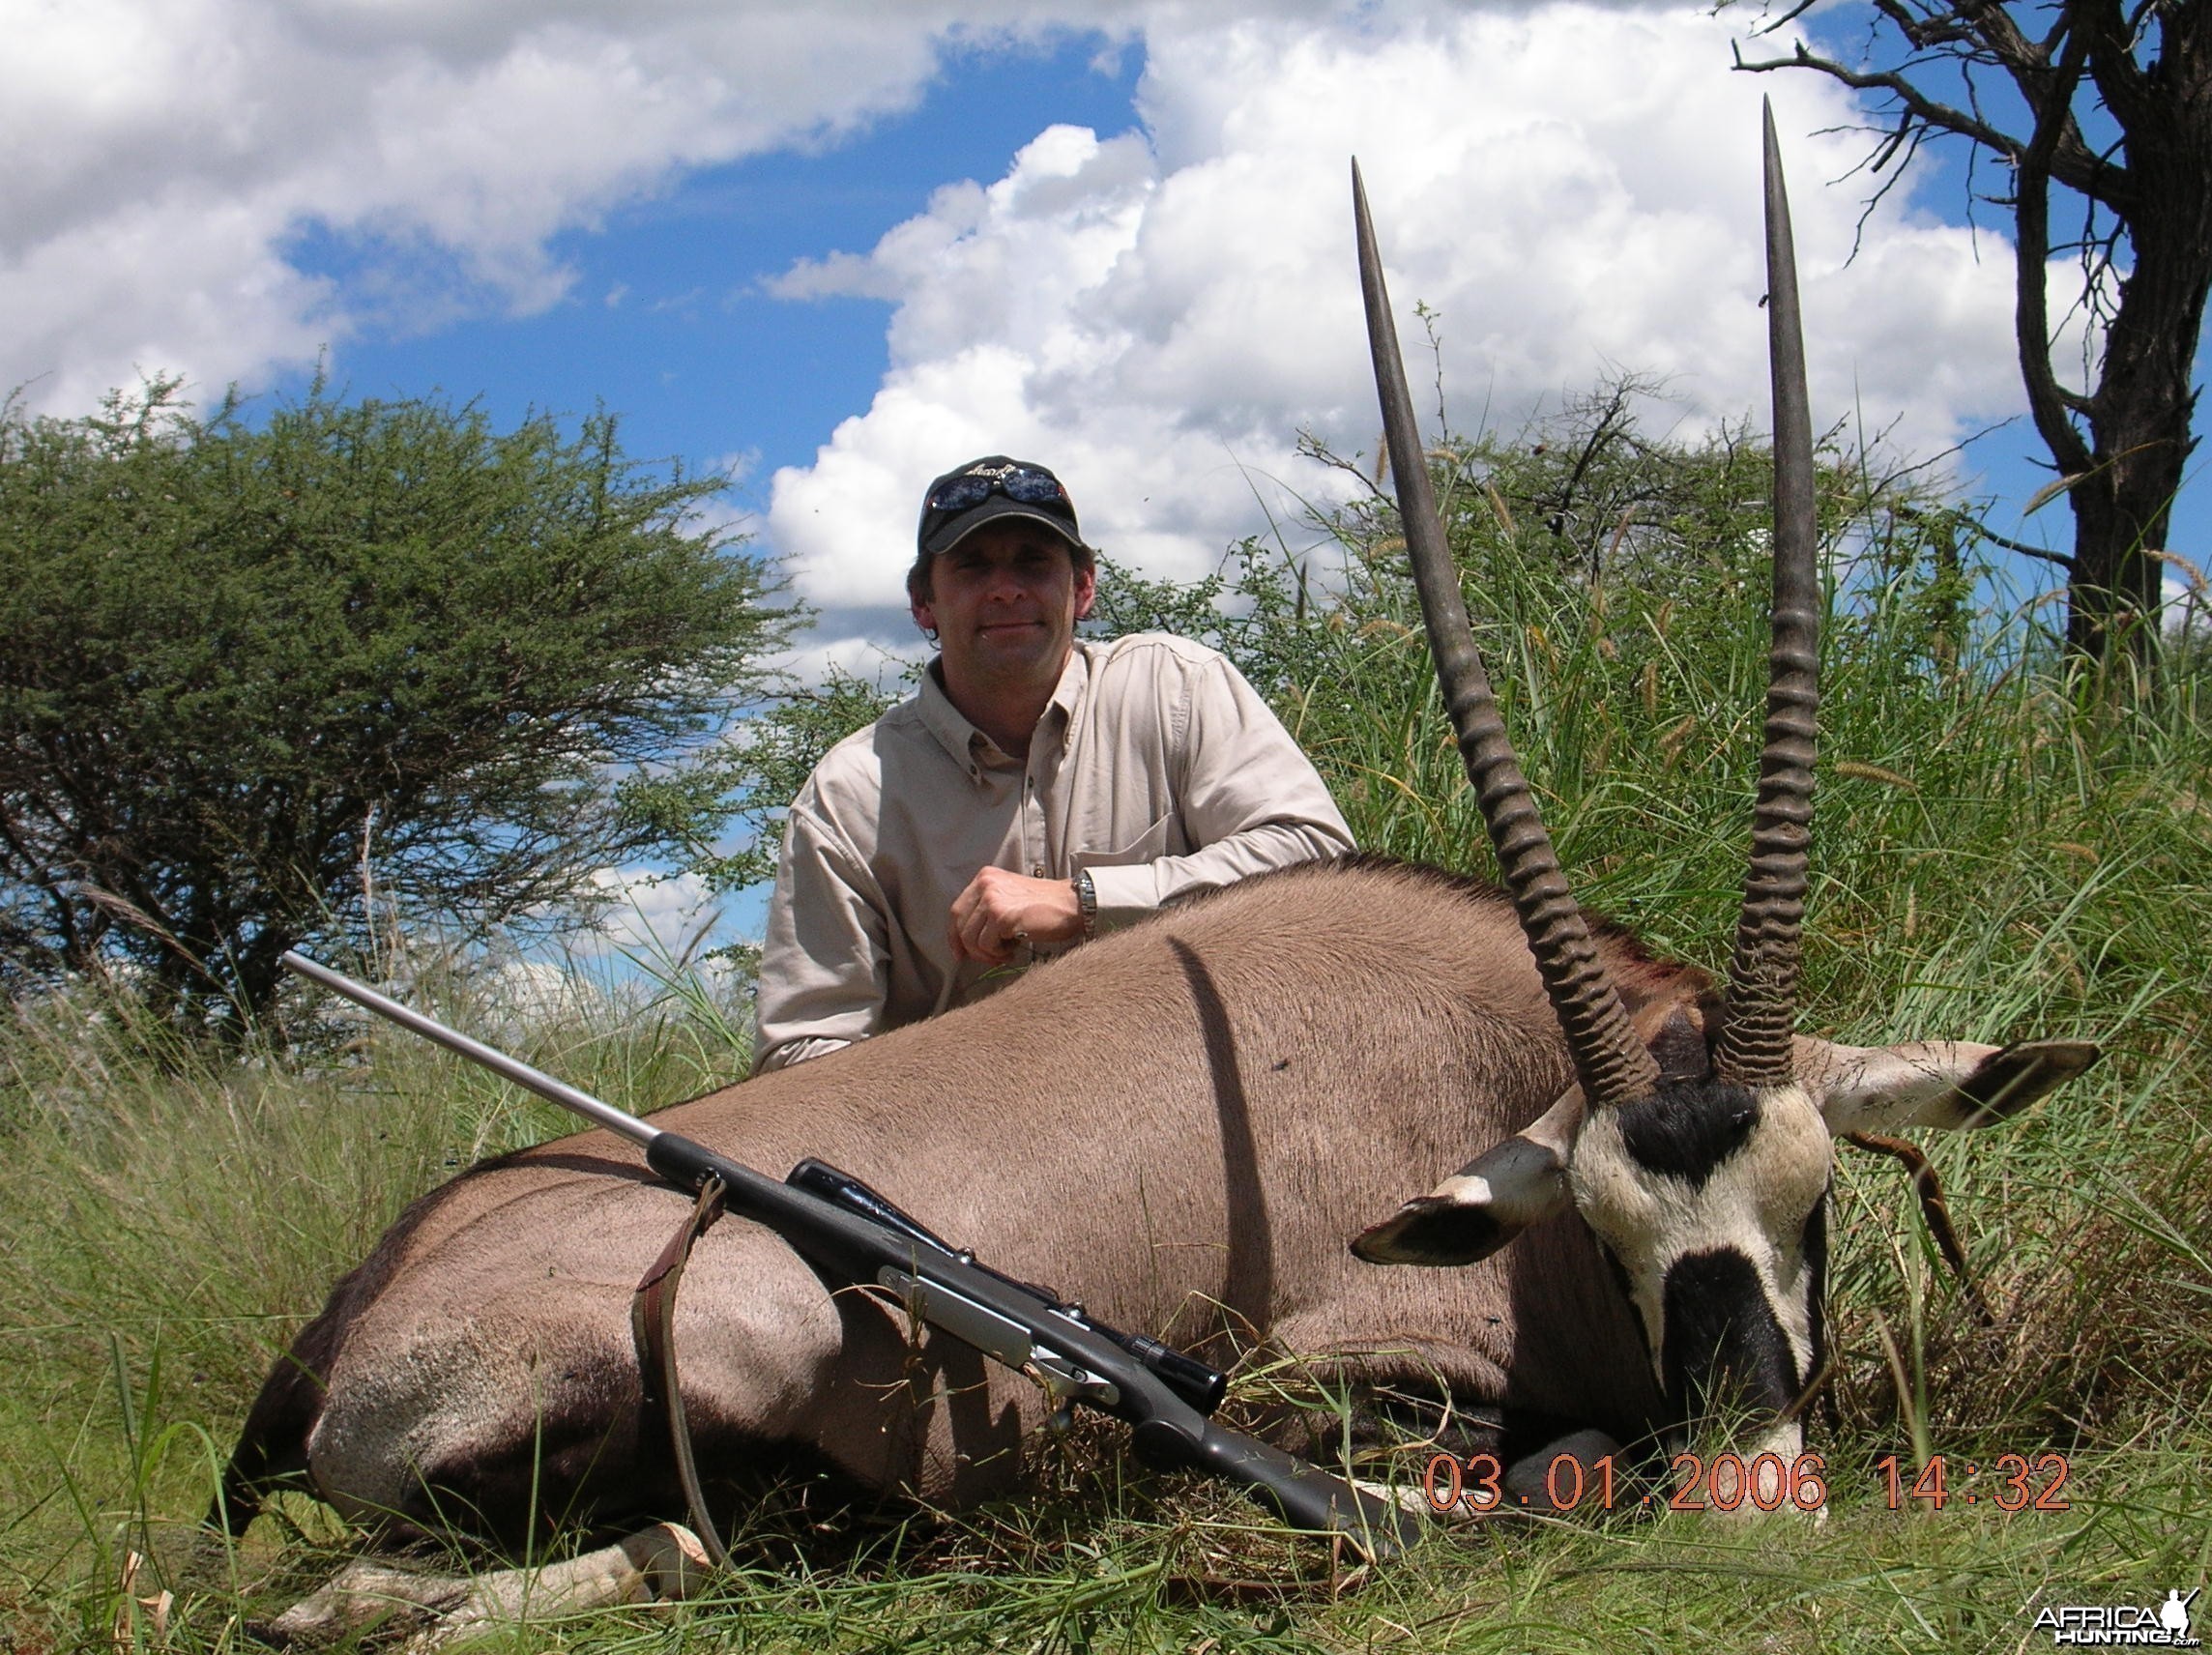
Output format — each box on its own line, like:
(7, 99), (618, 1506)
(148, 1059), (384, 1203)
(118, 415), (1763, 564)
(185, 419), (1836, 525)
(280, 950), (658, 1148)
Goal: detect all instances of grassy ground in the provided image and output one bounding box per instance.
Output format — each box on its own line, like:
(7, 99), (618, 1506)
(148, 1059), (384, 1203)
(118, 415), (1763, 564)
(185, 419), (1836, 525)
(3, 523), (2207, 1650)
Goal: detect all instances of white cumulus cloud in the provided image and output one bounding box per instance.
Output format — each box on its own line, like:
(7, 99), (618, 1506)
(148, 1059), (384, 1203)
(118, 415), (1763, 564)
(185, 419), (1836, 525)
(759, 3), (2023, 641)
(1, 1), (1124, 410)
(8, 0), (2037, 645)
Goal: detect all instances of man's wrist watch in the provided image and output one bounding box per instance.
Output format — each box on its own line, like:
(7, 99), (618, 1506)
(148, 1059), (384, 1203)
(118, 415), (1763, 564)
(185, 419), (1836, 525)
(1072, 868), (1097, 941)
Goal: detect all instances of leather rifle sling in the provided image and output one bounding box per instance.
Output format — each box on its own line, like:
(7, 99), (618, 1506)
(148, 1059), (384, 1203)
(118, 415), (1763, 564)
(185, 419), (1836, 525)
(630, 1176), (735, 1569)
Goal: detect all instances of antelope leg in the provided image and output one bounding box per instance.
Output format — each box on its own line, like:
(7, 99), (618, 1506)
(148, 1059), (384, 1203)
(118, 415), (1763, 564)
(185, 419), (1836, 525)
(265, 1523), (712, 1647)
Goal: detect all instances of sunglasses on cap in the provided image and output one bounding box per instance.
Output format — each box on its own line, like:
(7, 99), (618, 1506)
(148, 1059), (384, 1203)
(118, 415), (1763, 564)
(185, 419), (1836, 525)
(923, 462), (1071, 515)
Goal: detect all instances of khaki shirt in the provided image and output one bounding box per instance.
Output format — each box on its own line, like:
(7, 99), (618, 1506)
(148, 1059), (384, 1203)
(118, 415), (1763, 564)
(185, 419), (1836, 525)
(753, 633), (1353, 1071)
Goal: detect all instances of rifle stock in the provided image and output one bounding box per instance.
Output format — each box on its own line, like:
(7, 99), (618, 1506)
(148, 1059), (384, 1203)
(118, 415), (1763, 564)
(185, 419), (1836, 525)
(281, 950), (1421, 1559)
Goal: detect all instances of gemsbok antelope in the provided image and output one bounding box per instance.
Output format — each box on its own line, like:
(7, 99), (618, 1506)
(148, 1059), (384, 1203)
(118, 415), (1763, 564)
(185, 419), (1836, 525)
(218, 112), (2097, 1638)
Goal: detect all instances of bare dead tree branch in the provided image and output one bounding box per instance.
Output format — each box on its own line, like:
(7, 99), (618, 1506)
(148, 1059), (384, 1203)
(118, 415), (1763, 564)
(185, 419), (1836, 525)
(1728, 0), (2211, 680)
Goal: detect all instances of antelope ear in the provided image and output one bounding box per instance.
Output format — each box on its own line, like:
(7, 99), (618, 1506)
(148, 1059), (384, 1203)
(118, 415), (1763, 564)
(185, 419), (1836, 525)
(1800, 1037), (2102, 1135)
(1351, 1089), (1582, 1266)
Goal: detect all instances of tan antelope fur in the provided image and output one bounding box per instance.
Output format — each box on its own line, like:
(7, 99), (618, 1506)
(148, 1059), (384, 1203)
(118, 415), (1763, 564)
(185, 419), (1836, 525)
(219, 862), (2092, 1620)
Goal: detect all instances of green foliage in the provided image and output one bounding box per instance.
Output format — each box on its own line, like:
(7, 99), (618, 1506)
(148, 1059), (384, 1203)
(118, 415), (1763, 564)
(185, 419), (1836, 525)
(0, 379), (793, 1032)
(678, 667), (908, 900)
(3, 385), (2204, 1649)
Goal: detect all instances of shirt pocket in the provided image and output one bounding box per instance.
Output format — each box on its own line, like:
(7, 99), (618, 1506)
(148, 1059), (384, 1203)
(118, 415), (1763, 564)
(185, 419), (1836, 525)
(1077, 811), (1178, 869)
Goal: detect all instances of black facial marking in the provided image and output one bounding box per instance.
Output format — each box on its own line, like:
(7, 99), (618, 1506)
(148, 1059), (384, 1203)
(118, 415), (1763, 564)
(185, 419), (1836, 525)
(1615, 1079), (1761, 1189)
(1802, 1183), (1829, 1382)
(1351, 1197), (1503, 1265)
(1661, 1249), (1801, 1421)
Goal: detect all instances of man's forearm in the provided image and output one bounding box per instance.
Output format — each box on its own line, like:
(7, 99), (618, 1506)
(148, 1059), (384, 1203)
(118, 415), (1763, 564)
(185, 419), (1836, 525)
(753, 803), (891, 1075)
(1083, 817), (1353, 929)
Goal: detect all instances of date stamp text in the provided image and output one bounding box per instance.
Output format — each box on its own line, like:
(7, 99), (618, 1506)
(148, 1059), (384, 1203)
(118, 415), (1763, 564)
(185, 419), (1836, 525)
(1419, 1450), (2073, 1515)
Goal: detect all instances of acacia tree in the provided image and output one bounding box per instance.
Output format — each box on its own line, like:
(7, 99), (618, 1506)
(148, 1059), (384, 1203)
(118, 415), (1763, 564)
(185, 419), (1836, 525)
(0, 381), (791, 1033)
(1737, 0), (2212, 675)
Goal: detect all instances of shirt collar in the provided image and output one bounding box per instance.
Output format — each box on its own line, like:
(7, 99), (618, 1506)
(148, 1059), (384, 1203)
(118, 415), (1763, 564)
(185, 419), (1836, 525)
(1044, 640), (1093, 749)
(916, 646), (1094, 778)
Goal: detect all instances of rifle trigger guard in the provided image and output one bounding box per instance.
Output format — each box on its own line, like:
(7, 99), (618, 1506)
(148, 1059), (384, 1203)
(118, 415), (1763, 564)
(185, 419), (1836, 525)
(876, 1267), (1121, 1413)
(1026, 1350), (1121, 1415)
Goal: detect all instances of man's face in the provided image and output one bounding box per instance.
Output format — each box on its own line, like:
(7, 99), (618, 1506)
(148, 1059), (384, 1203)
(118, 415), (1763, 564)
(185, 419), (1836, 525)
(912, 523), (1096, 692)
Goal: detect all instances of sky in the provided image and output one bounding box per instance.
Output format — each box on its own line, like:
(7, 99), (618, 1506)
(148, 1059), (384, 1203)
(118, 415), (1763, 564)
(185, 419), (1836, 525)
(9, 0), (2204, 954)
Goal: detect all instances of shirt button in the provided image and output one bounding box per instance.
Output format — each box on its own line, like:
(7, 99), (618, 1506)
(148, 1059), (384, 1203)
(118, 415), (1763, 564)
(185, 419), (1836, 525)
(1032, 866), (1046, 879)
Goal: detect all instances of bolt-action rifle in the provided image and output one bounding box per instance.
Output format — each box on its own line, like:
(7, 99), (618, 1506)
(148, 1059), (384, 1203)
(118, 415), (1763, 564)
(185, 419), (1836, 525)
(282, 951), (1419, 1560)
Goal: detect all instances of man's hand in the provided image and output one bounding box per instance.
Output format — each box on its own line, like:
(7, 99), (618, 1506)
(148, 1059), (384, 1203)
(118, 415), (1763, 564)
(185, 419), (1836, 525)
(948, 866), (1085, 965)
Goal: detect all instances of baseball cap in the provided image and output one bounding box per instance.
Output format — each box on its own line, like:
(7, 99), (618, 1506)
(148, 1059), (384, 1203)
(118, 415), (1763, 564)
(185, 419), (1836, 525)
(914, 456), (1086, 563)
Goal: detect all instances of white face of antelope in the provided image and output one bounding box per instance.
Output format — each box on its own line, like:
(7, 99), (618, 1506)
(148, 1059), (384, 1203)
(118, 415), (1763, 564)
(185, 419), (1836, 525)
(1353, 1035), (2099, 1471)
(1568, 1076), (1832, 1451)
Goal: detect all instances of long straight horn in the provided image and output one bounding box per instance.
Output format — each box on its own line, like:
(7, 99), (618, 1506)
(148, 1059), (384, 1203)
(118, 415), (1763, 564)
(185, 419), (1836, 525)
(1714, 102), (1821, 1089)
(1352, 160), (1659, 1112)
